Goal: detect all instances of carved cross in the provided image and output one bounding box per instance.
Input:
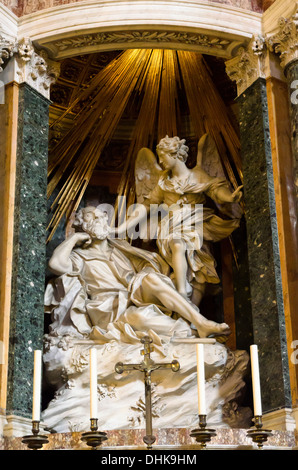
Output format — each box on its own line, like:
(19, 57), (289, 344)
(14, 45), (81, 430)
(115, 335), (180, 449)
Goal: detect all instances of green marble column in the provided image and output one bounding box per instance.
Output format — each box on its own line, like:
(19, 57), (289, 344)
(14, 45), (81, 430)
(6, 83), (50, 419)
(237, 78), (292, 413)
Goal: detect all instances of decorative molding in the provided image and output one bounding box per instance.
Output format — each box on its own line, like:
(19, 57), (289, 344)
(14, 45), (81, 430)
(225, 35), (267, 95)
(266, 2), (298, 69)
(53, 30), (232, 54)
(15, 0), (263, 59)
(263, 408), (296, 432)
(3, 414), (49, 438)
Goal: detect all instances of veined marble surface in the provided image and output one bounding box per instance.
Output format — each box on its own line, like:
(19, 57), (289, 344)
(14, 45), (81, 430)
(1, 0), (267, 17)
(0, 426), (296, 450)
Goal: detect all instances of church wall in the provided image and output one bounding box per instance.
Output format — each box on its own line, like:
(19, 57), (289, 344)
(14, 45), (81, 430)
(0, 0), (273, 18)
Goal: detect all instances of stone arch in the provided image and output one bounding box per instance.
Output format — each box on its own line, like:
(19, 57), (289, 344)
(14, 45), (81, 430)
(16, 0), (262, 60)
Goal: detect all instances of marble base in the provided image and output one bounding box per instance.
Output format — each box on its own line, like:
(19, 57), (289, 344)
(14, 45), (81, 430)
(0, 412), (7, 436)
(262, 408), (296, 432)
(2, 415), (49, 438)
(0, 427), (296, 450)
(3, 415), (32, 438)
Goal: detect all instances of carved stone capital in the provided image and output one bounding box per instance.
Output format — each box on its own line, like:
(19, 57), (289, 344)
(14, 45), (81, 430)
(0, 35), (60, 99)
(267, 3), (298, 70)
(0, 35), (18, 72)
(225, 35), (267, 95)
(15, 38), (60, 98)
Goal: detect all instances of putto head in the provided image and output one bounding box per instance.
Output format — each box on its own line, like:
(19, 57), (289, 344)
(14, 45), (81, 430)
(156, 136), (189, 163)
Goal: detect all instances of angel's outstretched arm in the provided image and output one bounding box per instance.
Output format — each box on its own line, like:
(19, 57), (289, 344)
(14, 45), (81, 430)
(211, 184), (243, 204)
(196, 133), (243, 204)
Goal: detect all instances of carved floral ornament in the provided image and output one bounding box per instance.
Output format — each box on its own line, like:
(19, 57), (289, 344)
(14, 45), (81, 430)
(52, 30), (232, 54)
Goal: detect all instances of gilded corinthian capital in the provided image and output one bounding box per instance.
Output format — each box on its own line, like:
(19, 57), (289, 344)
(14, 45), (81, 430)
(225, 35), (267, 96)
(267, 3), (298, 69)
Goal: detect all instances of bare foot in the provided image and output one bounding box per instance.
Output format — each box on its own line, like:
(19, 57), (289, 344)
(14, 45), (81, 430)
(195, 320), (231, 339)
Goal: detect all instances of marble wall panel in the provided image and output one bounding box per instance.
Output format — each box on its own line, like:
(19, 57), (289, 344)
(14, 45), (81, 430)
(0, 0), (271, 17)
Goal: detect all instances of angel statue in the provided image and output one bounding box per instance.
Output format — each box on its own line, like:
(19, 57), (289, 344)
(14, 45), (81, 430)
(115, 134), (243, 307)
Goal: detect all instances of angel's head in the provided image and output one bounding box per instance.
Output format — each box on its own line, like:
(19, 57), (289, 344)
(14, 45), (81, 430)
(156, 136), (189, 170)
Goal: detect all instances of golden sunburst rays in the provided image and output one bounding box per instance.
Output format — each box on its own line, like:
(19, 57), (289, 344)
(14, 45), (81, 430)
(47, 49), (152, 240)
(177, 51), (242, 189)
(47, 48), (242, 242)
(115, 49), (164, 220)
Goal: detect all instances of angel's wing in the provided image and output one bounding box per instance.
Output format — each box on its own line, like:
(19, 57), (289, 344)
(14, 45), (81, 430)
(196, 133), (225, 178)
(135, 147), (162, 204)
(196, 133), (242, 219)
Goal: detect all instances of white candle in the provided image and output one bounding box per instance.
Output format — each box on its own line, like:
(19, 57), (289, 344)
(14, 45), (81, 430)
(89, 348), (98, 419)
(250, 344), (262, 416)
(196, 343), (206, 415)
(32, 350), (42, 422)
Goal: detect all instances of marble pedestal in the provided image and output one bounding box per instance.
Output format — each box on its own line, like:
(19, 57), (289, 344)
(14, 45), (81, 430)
(0, 427), (296, 451)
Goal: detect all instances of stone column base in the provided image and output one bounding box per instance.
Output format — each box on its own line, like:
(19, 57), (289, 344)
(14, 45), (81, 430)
(3, 415), (49, 438)
(291, 406), (298, 431)
(263, 408), (296, 431)
(3, 415), (32, 438)
(0, 411), (8, 437)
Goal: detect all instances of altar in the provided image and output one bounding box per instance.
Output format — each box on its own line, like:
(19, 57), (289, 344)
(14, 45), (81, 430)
(1, 0), (298, 452)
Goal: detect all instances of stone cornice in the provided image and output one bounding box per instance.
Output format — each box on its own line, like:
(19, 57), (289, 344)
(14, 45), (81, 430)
(16, 0), (262, 59)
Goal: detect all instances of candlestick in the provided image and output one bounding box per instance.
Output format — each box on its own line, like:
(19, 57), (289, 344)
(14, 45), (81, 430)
(22, 350), (49, 450)
(196, 343), (206, 415)
(247, 415), (272, 449)
(81, 418), (108, 450)
(90, 348), (98, 419)
(81, 348), (108, 449)
(190, 414), (217, 449)
(250, 345), (262, 416)
(32, 350), (42, 422)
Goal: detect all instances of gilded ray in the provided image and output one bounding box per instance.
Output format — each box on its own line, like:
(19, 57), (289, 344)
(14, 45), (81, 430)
(47, 48), (242, 242)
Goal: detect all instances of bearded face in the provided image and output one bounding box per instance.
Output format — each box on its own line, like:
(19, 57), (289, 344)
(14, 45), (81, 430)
(75, 208), (111, 240)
